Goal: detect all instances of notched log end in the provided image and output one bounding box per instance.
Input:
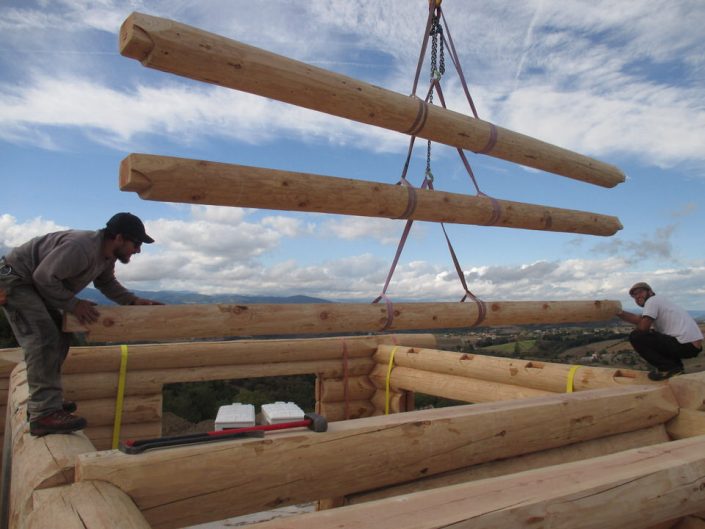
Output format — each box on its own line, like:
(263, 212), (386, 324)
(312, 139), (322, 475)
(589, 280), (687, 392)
(119, 156), (153, 194)
(119, 13), (156, 63)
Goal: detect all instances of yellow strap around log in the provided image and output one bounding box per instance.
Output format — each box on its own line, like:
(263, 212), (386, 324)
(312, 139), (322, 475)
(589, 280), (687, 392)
(385, 346), (399, 415)
(566, 365), (580, 393)
(112, 345), (129, 449)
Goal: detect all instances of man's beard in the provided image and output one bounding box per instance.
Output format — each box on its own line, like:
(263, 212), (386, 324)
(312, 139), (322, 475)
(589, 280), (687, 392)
(115, 248), (132, 264)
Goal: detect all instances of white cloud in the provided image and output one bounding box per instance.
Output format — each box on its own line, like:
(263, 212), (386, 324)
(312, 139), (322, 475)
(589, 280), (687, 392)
(1, 1), (704, 170)
(0, 75), (406, 153)
(321, 216), (405, 245)
(2, 213), (703, 307)
(0, 214), (68, 247)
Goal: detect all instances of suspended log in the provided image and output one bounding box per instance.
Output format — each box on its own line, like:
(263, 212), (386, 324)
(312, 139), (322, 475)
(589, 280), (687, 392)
(62, 358), (375, 400)
(374, 345), (651, 393)
(245, 436), (705, 529)
(63, 300), (621, 343)
(121, 154), (622, 236)
(61, 334), (435, 374)
(26, 481), (151, 529)
(75, 385), (676, 528)
(119, 13), (625, 189)
(369, 363), (553, 403)
(347, 424), (669, 505)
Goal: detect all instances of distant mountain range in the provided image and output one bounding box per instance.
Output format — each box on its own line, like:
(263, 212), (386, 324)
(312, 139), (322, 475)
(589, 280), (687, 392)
(79, 289), (705, 321)
(82, 288), (331, 305)
(690, 311), (705, 322)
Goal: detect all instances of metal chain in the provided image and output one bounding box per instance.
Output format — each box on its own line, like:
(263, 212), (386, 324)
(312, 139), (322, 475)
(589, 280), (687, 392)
(426, 13), (444, 181)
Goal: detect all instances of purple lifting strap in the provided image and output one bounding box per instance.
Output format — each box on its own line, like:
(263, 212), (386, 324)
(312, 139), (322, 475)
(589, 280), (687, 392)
(405, 97), (429, 135)
(396, 180), (418, 220)
(475, 123), (498, 155)
(374, 3), (492, 328)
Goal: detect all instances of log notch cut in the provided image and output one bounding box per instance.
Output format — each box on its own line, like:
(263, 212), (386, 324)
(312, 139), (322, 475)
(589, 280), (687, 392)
(243, 435), (705, 529)
(75, 385), (677, 529)
(120, 154), (622, 236)
(25, 481), (150, 529)
(119, 12), (625, 189)
(6, 363), (96, 527)
(63, 300), (621, 343)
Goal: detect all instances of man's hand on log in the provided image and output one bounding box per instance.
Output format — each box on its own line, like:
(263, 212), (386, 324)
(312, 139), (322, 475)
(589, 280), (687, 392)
(132, 297), (164, 306)
(72, 299), (100, 324)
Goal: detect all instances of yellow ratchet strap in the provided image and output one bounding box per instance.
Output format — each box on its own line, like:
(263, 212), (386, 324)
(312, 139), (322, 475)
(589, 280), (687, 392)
(112, 344), (129, 449)
(385, 346), (399, 415)
(566, 365), (580, 393)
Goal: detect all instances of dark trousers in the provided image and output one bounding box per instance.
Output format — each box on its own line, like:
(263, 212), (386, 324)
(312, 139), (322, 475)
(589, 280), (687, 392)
(629, 329), (702, 371)
(1, 262), (70, 420)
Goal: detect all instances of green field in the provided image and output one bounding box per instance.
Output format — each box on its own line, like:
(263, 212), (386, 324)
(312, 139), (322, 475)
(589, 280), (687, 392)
(478, 339), (537, 354)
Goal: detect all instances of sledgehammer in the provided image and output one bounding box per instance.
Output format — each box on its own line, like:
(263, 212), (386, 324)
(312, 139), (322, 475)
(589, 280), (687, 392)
(119, 412), (327, 454)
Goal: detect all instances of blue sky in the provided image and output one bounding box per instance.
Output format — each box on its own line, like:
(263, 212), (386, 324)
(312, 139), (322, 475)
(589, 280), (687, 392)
(1, 0), (704, 309)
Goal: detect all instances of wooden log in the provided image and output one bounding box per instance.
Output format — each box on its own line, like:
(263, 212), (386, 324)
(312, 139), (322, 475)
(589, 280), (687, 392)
(63, 358), (375, 400)
(347, 424), (670, 505)
(370, 389), (405, 415)
(26, 481), (151, 529)
(63, 300), (621, 343)
(78, 393), (162, 427)
(121, 154), (623, 236)
(318, 376), (376, 403)
(0, 348), (22, 377)
(119, 13), (625, 189)
(370, 364), (553, 403)
(650, 521), (683, 529)
(675, 517), (705, 529)
(60, 334), (434, 374)
(318, 400), (375, 422)
(8, 365), (95, 528)
(242, 436), (705, 529)
(666, 409), (705, 440)
(75, 385), (677, 528)
(667, 372), (705, 410)
(375, 345), (652, 392)
(84, 421), (162, 451)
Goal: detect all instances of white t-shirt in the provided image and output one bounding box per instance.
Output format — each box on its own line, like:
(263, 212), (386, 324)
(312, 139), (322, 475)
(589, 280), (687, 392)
(642, 295), (704, 344)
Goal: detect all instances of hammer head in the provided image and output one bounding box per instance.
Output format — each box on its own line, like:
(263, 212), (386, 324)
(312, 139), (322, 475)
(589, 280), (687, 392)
(304, 412), (328, 432)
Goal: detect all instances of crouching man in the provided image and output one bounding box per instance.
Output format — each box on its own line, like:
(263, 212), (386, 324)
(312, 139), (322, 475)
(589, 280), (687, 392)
(617, 282), (703, 381)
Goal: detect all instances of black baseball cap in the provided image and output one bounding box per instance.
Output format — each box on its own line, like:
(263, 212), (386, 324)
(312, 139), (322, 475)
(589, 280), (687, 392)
(106, 212), (154, 244)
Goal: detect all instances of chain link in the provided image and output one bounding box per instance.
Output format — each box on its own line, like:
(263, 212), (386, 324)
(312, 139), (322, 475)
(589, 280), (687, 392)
(426, 13), (444, 180)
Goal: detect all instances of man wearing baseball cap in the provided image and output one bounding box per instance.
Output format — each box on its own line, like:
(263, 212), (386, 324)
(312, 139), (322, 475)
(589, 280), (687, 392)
(617, 282), (703, 380)
(0, 212), (162, 436)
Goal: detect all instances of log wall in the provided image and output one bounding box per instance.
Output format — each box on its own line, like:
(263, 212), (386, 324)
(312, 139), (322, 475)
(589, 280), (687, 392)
(3, 337), (702, 529)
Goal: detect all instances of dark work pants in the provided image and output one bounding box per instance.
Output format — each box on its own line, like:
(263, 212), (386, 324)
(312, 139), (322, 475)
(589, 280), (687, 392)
(1, 263), (70, 420)
(629, 329), (702, 371)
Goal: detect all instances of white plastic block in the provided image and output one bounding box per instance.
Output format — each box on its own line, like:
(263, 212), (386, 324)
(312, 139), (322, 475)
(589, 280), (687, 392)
(261, 401), (305, 425)
(214, 403), (256, 431)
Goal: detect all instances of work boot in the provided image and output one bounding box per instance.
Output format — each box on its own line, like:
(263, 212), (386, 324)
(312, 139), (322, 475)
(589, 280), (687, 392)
(648, 367), (684, 381)
(29, 409), (87, 437)
(26, 400), (77, 421)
